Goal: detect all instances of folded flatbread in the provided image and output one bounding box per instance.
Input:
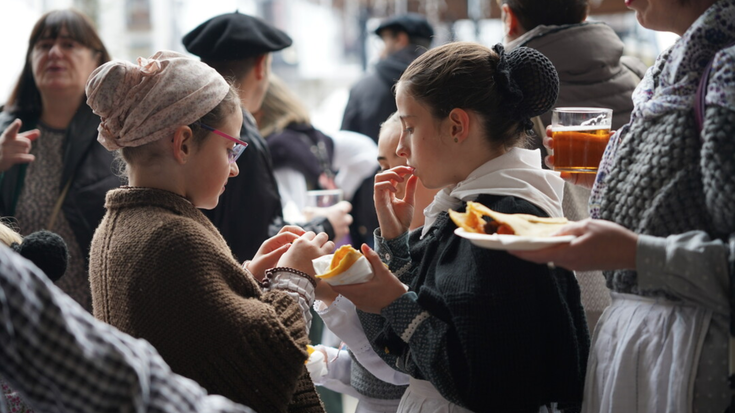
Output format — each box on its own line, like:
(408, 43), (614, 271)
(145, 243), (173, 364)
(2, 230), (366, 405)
(449, 201), (569, 237)
(312, 245), (374, 285)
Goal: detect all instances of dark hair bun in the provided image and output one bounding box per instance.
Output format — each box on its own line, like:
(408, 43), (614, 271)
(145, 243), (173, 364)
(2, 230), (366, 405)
(11, 230), (69, 282)
(493, 44), (559, 121)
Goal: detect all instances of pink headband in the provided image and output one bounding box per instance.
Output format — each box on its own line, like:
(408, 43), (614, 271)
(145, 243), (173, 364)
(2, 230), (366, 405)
(86, 50), (231, 150)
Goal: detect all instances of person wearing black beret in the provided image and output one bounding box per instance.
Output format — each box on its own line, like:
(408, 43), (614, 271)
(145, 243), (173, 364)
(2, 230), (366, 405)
(183, 12), (352, 270)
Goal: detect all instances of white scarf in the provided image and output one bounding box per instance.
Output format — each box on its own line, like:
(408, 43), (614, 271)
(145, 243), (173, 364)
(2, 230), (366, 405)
(422, 148), (565, 238)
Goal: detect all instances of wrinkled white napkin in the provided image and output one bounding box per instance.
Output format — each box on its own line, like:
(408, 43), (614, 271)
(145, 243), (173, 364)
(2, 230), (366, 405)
(305, 347), (328, 381)
(312, 254), (374, 286)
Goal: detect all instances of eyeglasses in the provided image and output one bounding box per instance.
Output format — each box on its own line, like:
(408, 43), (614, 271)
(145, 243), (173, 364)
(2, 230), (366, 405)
(196, 122), (248, 163)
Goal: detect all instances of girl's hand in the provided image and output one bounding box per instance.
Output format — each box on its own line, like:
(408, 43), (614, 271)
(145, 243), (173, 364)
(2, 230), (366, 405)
(543, 125), (598, 189)
(374, 165), (417, 240)
(509, 218), (638, 272)
(331, 244), (407, 314)
(248, 226), (305, 281)
(276, 231), (334, 276)
(0, 119), (40, 172)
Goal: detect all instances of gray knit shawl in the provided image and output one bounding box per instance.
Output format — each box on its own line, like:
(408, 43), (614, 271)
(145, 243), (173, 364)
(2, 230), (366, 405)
(599, 82), (735, 296)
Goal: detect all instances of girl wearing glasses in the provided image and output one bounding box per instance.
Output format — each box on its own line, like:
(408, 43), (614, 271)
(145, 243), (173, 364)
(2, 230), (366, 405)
(85, 51), (331, 413)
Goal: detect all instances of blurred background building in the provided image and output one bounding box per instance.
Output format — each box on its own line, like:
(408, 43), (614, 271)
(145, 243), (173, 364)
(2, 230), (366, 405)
(2, 0), (676, 137)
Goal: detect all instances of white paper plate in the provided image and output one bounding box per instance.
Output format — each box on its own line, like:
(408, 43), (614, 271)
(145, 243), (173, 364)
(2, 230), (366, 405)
(454, 228), (576, 251)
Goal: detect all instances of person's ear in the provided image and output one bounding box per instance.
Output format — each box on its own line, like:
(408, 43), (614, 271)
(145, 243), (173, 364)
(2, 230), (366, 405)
(253, 54), (269, 81)
(501, 4), (524, 39)
(447, 108), (470, 144)
(171, 125), (194, 164)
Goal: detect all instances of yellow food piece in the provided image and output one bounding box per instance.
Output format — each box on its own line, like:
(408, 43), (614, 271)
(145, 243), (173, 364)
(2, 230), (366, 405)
(307, 345), (315, 356)
(316, 245), (363, 279)
(449, 201), (569, 237)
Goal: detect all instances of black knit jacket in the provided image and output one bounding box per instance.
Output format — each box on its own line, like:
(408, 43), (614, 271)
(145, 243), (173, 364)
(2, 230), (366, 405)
(359, 194), (590, 412)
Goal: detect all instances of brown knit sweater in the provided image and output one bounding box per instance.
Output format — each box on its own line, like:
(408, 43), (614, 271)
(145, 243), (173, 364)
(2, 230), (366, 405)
(89, 187), (324, 413)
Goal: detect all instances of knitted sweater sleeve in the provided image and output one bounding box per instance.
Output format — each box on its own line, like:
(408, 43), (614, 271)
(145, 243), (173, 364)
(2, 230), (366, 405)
(131, 226), (322, 413)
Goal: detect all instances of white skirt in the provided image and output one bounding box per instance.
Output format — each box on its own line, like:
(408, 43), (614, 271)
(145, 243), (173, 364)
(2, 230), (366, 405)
(582, 292), (711, 413)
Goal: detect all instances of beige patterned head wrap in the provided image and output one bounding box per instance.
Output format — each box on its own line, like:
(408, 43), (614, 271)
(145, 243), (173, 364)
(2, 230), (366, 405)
(86, 50), (231, 150)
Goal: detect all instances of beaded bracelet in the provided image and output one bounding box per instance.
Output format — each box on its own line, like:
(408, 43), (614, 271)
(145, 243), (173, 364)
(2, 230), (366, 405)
(264, 267), (318, 289)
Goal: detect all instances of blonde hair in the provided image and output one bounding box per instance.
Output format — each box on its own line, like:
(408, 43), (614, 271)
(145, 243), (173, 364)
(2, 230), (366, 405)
(380, 112), (401, 130)
(257, 75), (311, 137)
(0, 220), (23, 247)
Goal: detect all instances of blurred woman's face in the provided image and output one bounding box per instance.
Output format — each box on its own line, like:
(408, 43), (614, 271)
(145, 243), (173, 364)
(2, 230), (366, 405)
(626, 0), (700, 34)
(31, 26), (100, 98)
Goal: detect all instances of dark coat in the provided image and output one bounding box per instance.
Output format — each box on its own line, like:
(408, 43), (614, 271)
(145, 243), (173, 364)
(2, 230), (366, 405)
(266, 122), (335, 190)
(203, 110), (333, 262)
(0, 104), (121, 262)
(341, 46), (425, 143)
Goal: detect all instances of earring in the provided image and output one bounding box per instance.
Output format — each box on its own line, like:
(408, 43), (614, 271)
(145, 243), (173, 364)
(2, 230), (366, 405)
(454, 137), (459, 143)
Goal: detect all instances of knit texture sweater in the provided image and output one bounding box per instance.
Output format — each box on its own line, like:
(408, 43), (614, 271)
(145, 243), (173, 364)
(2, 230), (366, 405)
(89, 187), (324, 413)
(359, 194), (590, 412)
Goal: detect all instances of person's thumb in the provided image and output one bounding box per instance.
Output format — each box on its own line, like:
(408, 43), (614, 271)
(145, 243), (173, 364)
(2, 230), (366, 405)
(360, 243), (386, 275)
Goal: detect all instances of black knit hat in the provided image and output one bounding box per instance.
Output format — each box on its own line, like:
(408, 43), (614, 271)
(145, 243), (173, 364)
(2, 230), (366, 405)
(492, 44), (559, 125)
(183, 11), (293, 61)
(374, 13), (434, 40)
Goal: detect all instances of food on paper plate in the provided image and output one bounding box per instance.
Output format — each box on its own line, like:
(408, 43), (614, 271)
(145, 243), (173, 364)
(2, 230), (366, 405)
(449, 201), (569, 237)
(312, 245), (374, 286)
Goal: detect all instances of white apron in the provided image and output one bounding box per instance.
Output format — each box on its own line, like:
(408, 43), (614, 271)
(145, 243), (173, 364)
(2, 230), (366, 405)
(582, 292), (711, 413)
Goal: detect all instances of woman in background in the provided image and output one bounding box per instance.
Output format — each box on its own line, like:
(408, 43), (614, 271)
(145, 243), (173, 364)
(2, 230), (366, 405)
(0, 8), (120, 312)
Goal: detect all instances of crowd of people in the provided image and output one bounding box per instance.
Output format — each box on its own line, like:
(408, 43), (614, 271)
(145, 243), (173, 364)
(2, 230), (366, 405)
(0, 0), (732, 412)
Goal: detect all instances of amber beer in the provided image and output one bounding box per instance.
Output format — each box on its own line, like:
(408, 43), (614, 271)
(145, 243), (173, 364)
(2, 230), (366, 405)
(552, 127), (611, 173)
(551, 107), (613, 174)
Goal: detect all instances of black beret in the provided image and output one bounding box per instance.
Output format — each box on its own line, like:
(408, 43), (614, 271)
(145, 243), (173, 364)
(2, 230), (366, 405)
(183, 11), (293, 61)
(374, 13), (434, 40)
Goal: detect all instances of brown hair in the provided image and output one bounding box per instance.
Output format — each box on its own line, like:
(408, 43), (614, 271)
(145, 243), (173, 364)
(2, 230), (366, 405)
(6, 8), (111, 115)
(498, 0), (588, 31)
(257, 75), (311, 137)
(118, 86), (240, 172)
(398, 42), (527, 149)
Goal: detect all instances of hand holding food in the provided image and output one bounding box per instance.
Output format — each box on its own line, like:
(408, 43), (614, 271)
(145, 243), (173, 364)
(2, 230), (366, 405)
(450, 201), (569, 237)
(331, 244), (407, 314)
(312, 245), (374, 286)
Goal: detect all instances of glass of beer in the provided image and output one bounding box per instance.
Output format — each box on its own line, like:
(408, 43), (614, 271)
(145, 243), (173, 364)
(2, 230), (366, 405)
(551, 107), (613, 173)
